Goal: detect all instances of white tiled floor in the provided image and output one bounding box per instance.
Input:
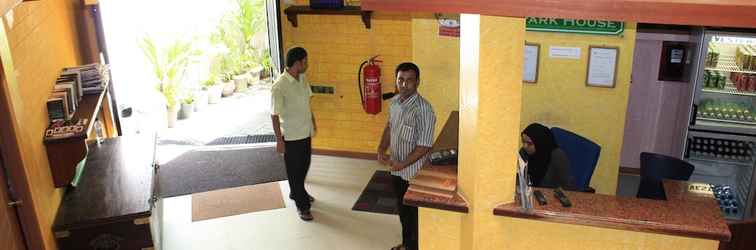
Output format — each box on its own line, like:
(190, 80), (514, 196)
(158, 155), (401, 250)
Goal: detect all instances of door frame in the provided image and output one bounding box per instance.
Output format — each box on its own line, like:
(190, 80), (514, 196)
(0, 23), (45, 250)
(0, 145), (27, 250)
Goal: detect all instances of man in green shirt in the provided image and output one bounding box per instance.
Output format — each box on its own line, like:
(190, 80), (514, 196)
(271, 47), (317, 221)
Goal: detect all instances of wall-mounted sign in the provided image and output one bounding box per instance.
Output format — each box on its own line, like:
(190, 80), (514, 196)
(526, 17), (624, 35)
(549, 46), (581, 60)
(586, 46), (620, 88)
(523, 43), (540, 83)
(436, 13), (460, 37)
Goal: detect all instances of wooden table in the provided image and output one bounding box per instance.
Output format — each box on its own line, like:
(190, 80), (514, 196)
(53, 135), (158, 250)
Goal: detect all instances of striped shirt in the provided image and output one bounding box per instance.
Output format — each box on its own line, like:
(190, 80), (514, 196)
(389, 93), (436, 181)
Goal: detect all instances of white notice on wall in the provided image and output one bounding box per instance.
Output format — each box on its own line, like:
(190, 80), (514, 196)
(549, 46), (581, 59)
(587, 47), (619, 87)
(523, 44), (539, 83)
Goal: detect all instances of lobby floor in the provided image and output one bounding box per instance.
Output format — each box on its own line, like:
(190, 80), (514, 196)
(158, 155), (401, 250)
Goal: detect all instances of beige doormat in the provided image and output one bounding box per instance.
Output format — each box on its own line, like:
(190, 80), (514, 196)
(191, 182), (285, 222)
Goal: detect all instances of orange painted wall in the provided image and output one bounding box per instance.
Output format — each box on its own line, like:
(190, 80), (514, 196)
(2, 1), (83, 249)
(281, 1), (413, 153)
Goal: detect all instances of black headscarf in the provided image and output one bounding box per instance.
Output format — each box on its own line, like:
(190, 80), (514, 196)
(522, 123), (557, 186)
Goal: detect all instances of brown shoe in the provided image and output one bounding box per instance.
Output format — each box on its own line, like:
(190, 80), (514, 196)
(298, 210), (313, 221)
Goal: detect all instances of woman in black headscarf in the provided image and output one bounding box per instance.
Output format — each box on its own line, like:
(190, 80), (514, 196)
(520, 123), (576, 189)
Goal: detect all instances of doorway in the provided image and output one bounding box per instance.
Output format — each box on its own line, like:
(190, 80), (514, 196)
(97, 0), (290, 215)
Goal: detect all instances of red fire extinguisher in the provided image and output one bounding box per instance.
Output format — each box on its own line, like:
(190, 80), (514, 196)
(358, 56), (382, 114)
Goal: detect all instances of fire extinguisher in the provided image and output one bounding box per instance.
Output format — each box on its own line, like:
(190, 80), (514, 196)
(358, 56), (382, 114)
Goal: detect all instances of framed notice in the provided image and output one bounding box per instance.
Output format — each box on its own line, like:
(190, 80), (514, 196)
(523, 43), (540, 83)
(586, 46), (619, 88)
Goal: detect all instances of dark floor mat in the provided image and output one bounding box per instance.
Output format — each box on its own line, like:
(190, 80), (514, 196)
(206, 134), (277, 146)
(352, 171), (398, 215)
(158, 146), (287, 198)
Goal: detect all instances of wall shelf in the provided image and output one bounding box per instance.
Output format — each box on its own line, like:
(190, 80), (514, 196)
(44, 67), (112, 188)
(283, 6), (372, 29)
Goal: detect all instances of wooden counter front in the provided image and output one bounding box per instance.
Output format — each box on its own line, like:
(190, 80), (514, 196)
(493, 181), (731, 242)
(403, 111), (469, 213)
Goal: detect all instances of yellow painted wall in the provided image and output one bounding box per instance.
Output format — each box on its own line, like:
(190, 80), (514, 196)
(411, 15), (636, 194)
(1, 1), (83, 249)
(412, 14), (459, 137)
(281, 1), (412, 153)
(521, 24), (637, 194)
(417, 15), (718, 250)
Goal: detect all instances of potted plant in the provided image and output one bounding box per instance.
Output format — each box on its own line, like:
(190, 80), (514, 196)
(194, 86), (209, 111)
(233, 58), (249, 93)
(179, 94), (195, 119)
(220, 54), (236, 97)
(204, 77), (221, 104)
(233, 0), (265, 88)
(139, 37), (194, 128)
(211, 15), (243, 97)
(259, 49), (273, 81)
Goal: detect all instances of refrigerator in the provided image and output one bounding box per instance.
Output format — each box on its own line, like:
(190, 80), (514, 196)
(684, 29), (756, 221)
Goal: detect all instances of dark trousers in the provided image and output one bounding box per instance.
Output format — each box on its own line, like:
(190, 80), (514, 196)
(284, 137), (311, 211)
(392, 175), (418, 250)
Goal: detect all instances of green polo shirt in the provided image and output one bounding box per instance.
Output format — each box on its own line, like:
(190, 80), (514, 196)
(271, 71), (313, 141)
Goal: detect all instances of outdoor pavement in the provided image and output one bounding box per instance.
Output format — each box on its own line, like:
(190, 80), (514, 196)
(158, 82), (275, 146)
(118, 80), (276, 164)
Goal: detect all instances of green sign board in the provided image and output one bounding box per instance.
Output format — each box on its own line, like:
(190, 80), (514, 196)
(526, 17), (624, 35)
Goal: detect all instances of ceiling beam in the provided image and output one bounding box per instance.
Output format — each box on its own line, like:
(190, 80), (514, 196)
(361, 0), (756, 28)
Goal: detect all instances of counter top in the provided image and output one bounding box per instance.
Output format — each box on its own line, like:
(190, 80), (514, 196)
(403, 111), (469, 213)
(493, 180), (731, 241)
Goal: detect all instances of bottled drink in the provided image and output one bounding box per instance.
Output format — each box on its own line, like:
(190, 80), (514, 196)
(94, 120), (105, 144)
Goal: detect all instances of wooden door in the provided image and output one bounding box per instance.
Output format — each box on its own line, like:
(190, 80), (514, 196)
(0, 151), (26, 250)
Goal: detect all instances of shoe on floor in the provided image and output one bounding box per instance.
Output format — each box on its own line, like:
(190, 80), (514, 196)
(298, 210), (313, 221)
(289, 193), (315, 202)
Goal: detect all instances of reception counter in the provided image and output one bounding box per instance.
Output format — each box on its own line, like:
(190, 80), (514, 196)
(493, 180), (731, 242)
(403, 111), (469, 213)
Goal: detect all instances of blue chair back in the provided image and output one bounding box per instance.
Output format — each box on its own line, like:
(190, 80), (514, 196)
(637, 152), (695, 200)
(550, 127), (601, 190)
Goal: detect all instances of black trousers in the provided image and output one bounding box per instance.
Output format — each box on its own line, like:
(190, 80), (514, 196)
(392, 175), (418, 250)
(284, 137), (311, 211)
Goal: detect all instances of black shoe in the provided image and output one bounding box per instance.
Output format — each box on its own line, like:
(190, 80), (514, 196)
(298, 210), (313, 221)
(289, 193), (315, 202)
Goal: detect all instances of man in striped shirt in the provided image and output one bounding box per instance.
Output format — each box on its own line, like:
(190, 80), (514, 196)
(377, 62), (436, 250)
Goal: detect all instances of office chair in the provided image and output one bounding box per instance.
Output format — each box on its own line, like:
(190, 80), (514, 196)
(550, 127), (601, 192)
(636, 152), (695, 200)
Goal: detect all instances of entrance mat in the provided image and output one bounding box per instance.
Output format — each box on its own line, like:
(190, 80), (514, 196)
(352, 170), (398, 215)
(192, 182), (285, 222)
(158, 146), (287, 198)
(206, 134), (277, 146)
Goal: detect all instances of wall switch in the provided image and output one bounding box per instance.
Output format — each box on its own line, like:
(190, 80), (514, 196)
(311, 85), (334, 94)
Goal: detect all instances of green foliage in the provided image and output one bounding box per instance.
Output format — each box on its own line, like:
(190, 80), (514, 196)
(206, 0), (267, 80)
(139, 36), (198, 109)
(182, 92), (195, 104)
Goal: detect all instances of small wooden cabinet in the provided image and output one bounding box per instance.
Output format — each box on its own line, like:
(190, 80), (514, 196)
(53, 135), (159, 250)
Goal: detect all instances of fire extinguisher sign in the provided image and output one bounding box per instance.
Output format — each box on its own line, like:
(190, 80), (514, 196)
(437, 14), (460, 38)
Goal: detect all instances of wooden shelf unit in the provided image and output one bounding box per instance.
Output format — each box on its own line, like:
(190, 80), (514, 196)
(284, 6), (372, 29)
(44, 80), (113, 188)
